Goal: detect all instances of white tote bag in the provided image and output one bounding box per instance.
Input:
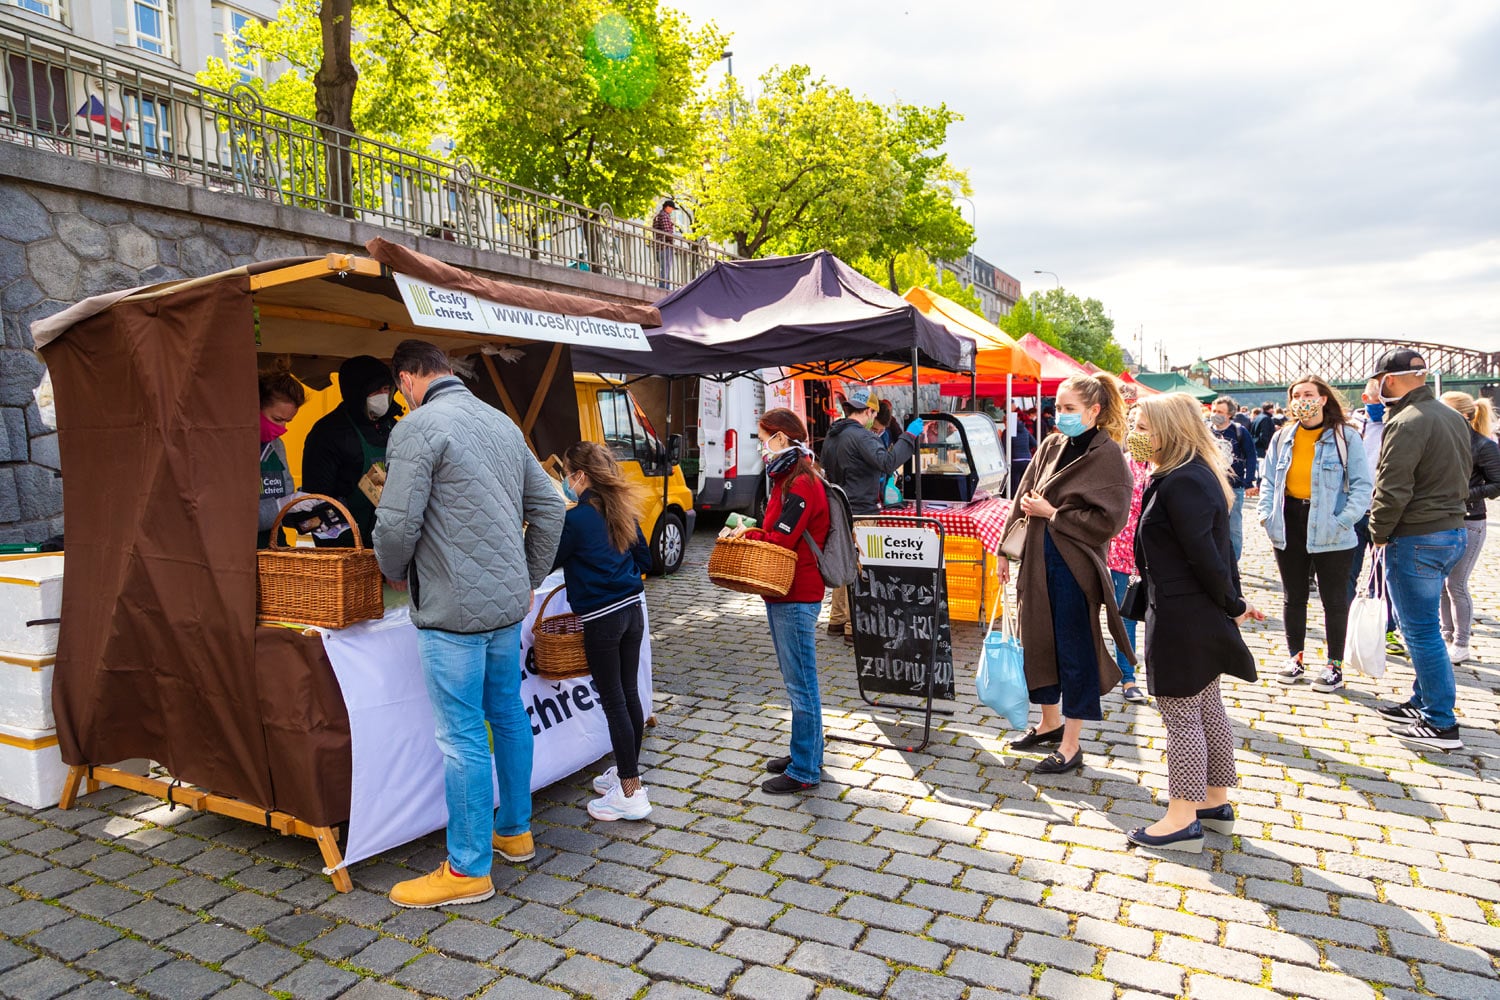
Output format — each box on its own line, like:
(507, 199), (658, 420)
(1344, 546), (1387, 678)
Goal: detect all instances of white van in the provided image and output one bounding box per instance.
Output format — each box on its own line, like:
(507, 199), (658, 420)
(695, 372), (805, 518)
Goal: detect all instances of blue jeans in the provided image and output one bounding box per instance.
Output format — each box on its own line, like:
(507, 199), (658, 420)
(1385, 530), (1467, 730)
(1110, 570), (1138, 685)
(416, 623), (533, 877)
(1229, 488), (1245, 562)
(1030, 530), (1104, 722)
(765, 601), (823, 784)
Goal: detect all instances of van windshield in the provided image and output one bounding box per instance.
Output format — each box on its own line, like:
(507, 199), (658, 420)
(599, 388), (662, 466)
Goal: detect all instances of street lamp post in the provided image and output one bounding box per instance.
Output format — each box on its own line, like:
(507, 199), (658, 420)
(1033, 269), (1060, 290)
(721, 50), (735, 124)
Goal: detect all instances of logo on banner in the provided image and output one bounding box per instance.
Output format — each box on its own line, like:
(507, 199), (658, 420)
(854, 526), (939, 568)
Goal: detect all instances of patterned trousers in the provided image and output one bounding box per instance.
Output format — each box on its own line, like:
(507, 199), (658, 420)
(1156, 678), (1237, 802)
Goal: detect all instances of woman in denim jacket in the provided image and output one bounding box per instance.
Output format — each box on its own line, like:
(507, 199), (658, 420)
(1256, 375), (1373, 694)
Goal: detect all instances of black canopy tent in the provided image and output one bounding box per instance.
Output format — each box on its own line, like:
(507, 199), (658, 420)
(572, 251), (978, 514)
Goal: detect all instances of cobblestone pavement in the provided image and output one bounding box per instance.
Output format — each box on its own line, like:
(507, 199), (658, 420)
(2, 518), (1498, 1000)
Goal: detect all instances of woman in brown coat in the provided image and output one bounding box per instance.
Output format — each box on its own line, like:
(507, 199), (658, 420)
(997, 373), (1134, 774)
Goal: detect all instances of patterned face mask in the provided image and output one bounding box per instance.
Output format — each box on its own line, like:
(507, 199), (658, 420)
(1126, 431), (1153, 463)
(1287, 398), (1323, 422)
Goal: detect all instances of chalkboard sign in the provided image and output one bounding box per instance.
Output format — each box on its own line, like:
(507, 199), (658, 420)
(850, 525), (955, 702)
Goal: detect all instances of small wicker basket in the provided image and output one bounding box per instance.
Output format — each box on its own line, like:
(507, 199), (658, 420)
(257, 494), (385, 630)
(531, 585), (591, 680)
(707, 537), (798, 598)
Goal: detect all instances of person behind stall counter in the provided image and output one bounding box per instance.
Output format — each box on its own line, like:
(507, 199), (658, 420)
(303, 355), (401, 547)
(553, 441), (655, 822)
(256, 362), (323, 547)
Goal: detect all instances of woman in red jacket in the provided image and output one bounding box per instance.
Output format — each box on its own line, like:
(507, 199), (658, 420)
(723, 408), (830, 794)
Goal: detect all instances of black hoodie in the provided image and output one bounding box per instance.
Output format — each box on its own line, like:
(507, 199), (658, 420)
(819, 417), (919, 515)
(303, 355), (401, 546)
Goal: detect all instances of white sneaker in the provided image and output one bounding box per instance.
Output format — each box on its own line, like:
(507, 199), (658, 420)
(592, 766), (620, 795)
(587, 784), (652, 822)
(1448, 643), (1471, 664)
(1276, 655), (1306, 685)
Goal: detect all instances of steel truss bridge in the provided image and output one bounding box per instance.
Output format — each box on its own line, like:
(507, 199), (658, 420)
(1205, 339), (1499, 388)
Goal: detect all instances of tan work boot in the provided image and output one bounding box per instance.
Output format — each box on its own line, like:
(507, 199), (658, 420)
(492, 831), (535, 862)
(389, 861), (494, 908)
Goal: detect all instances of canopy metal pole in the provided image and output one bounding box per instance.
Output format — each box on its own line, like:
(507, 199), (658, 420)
(969, 368), (977, 411)
(1005, 373), (1014, 499)
(912, 344), (922, 516)
(663, 376), (673, 525)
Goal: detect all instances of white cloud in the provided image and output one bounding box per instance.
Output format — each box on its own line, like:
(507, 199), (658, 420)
(672, 0), (1500, 363)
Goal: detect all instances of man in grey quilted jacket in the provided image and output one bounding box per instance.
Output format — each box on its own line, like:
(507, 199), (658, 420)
(374, 339), (565, 908)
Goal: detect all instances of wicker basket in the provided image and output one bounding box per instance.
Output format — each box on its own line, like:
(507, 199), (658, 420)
(531, 585), (591, 680)
(257, 494), (384, 630)
(707, 537), (798, 597)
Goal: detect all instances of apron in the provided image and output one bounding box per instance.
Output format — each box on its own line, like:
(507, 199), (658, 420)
(258, 441), (294, 548)
(344, 412), (387, 544)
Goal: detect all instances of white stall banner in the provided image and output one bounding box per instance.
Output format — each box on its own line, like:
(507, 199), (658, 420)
(394, 273), (651, 352)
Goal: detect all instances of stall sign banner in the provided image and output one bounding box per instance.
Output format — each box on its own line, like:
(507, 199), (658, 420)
(320, 575), (652, 867)
(850, 525), (955, 701)
(394, 273), (651, 351)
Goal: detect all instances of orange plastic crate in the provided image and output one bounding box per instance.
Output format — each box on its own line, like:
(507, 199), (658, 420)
(943, 535), (1002, 623)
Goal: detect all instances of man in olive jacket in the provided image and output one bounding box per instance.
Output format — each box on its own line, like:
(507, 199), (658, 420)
(819, 385), (922, 639)
(374, 340), (565, 908)
(1367, 348), (1471, 752)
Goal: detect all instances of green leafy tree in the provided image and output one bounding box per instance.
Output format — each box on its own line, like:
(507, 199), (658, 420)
(1011, 288), (1125, 371)
(998, 293), (1060, 346)
(854, 248), (984, 315)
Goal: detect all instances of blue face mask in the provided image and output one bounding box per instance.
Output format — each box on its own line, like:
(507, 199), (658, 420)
(1365, 403), (1385, 423)
(561, 475), (578, 502)
(1055, 413), (1087, 438)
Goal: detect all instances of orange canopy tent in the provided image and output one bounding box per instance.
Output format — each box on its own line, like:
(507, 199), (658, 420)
(814, 287), (1040, 394)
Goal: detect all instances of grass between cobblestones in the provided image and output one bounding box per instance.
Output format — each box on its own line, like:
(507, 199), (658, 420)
(0, 519), (1497, 999)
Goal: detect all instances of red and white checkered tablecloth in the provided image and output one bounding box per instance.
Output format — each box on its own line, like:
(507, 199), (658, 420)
(886, 496), (1012, 555)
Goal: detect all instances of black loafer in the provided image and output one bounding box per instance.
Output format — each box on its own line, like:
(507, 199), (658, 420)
(1010, 726), (1064, 750)
(761, 773), (818, 795)
(1033, 749), (1083, 774)
(765, 755), (792, 775)
(1127, 820), (1205, 853)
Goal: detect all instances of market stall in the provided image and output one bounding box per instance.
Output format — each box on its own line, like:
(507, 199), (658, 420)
(32, 241), (661, 890)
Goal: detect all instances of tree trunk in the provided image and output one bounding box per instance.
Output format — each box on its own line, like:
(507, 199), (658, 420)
(887, 256), (899, 294)
(314, 0), (358, 218)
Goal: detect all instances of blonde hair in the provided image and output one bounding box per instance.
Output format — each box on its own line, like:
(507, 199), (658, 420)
(1441, 391), (1493, 436)
(1138, 392), (1234, 508)
(1057, 372), (1128, 443)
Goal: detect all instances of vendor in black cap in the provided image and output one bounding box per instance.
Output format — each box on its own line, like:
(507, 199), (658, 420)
(302, 355), (402, 547)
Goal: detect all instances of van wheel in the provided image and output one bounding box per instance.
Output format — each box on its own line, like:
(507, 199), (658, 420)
(651, 511), (686, 576)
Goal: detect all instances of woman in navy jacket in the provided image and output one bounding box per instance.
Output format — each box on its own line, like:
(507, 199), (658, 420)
(554, 442), (654, 822)
(1129, 393), (1262, 854)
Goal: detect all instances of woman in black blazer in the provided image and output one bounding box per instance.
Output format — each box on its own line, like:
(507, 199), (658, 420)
(1128, 393), (1263, 853)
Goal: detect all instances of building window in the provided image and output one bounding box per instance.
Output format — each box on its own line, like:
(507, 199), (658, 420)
(390, 174), (405, 219)
(5, 54), (69, 131)
(212, 5), (260, 80)
(5, 0), (59, 17)
(114, 0), (174, 59)
(122, 90), (171, 155)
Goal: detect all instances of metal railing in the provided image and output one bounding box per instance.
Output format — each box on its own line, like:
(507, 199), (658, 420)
(0, 21), (732, 288)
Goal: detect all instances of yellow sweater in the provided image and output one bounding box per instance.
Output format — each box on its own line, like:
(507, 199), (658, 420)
(1285, 424), (1322, 499)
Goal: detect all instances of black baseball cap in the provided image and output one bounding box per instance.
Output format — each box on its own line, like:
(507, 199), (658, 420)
(1368, 348), (1427, 378)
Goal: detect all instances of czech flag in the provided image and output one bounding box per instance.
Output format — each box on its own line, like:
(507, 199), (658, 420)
(75, 95), (127, 133)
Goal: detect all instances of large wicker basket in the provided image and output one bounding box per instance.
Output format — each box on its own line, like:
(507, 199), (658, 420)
(531, 585), (591, 680)
(708, 537), (797, 598)
(257, 495), (384, 630)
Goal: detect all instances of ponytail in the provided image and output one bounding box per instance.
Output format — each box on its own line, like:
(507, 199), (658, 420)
(1059, 372), (1128, 443)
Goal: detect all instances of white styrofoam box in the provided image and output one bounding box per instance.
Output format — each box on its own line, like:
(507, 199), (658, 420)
(0, 555), (64, 656)
(0, 652), (55, 730)
(0, 721), (68, 810)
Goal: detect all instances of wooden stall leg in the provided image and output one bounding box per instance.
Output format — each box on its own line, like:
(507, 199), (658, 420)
(58, 765), (87, 810)
(313, 826), (354, 893)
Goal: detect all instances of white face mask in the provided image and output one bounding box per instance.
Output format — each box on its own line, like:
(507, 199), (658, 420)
(367, 391), (391, 420)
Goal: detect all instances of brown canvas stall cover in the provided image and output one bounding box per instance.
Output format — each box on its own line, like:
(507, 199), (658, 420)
(40, 277), (351, 825)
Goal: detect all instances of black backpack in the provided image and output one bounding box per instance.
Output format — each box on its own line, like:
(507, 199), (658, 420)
(803, 477), (860, 588)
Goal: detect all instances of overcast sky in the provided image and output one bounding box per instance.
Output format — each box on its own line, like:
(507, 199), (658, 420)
(669, 0), (1500, 368)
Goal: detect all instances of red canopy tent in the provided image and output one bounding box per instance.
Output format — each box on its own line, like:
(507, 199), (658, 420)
(1119, 369), (1163, 398)
(1009, 334), (1091, 396)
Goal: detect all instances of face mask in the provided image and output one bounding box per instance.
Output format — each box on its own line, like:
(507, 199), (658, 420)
(1365, 402), (1385, 423)
(1287, 398), (1322, 422)
(1126, 431), (1153, 463)
(259, 413), (287, 444)
(1377, 376), (1406, 406)
(1211, 413), (1230, 428)
(400, 375), (420, 409)
(1055, 413), (1087, 438)
(758, 436), (785, 461)
(367, 392), (391, 420)
(561, 474), (578, 502)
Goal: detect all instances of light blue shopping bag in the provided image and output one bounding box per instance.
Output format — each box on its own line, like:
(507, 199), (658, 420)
(976, 593), (1029, 730)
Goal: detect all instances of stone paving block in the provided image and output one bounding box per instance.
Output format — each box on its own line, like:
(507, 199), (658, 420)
(64, 982), (138, 1000)
(111, 899), (198, 940)
(544, 954), (648, 1000)
(351, 937), (422, 975)
(59, 885), (142, 919)
(571, 888), (653, 926)
(426, 919), (513, 962)
(982, 897), (1069, 934)
(639, 940), (744, 992)
(770, 907), (862, 948)
(221, 942), (304, 986)
(1185, 974), (1282, 1000)
(391, 953), (498, 999)
(945, 950), (1033, 994)
(857, 927), (949, 970)
(642, 904), (731, 946)
(1274, 908), (1379, 947)
(161, 921), (256, 964)
(555, 918), (653, 964)
(1158, 934), (1264, 982)
(1418, 964), (1500, 1000)
(728, 965), (815, 1000)
(28, 916), (121, 961)
(476, 977), (569, 1000)
(208, 891), (293, 930)
(1013, 931), (1098, 974)
(512, 873), (586, 907)
(495, 938), (566, 979)
(0, 957), (88, 1000)
(1036, 968), (1112, 1000)
(305, 922), (380, 961)
(786, 941), (891, 995)
(1388, 929), (1495, 974)
(1269, 962), (1377, 1000)
(1323, 945), (1414, 988)
(0, 940), (28, 975)
(718, 927), (796, 965)
(16, 866), (93, 898)
(769, 879), (845, 913)
(887, 968), (966, 1000)
(646, 876), (721, 911)
(134, 960), (232, 1000)
(1103, 951), (1185, 995)
(381, 907), (446, 940)
(837, 893), (932, 933)
(315, 888), (400, 925)
(499, 901), (578, 939)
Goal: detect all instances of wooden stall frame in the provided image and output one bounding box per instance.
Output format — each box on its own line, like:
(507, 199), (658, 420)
(58, 765), (354, 893)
